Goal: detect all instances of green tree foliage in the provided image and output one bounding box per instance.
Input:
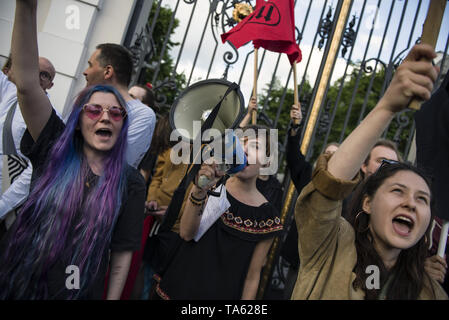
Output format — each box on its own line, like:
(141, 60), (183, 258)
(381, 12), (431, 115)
(143, 1), (186, 112)
(259, 62), (414, 171)
(313, 62), (414, 160)
(259, 78), (313, 139)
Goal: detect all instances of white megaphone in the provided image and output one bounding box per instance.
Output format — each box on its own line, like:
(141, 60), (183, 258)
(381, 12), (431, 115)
(169, 79), (245, 143)
(169, 79), (246, 189)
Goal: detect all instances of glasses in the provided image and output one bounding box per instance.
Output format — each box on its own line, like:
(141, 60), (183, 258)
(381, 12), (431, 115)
(82, 104), (127, 122)
(39, 71), (52, 82)
(374, 159), (400, 175)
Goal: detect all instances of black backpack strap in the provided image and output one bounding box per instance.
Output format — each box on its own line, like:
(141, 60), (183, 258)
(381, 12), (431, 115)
(2, 101), (18, 156)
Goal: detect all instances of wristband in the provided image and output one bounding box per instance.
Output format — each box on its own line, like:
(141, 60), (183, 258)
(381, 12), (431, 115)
(191, 192), (206, 202)
(189, 192), (206, 206)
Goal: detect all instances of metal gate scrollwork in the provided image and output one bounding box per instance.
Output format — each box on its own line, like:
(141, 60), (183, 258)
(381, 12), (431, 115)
(126, 0), (449, 300)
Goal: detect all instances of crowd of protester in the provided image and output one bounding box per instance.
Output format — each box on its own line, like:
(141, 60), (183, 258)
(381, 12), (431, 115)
(0, 0), (448, 300)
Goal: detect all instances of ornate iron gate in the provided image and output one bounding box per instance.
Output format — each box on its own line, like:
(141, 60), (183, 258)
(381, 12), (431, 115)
(128, 0), (449, 299)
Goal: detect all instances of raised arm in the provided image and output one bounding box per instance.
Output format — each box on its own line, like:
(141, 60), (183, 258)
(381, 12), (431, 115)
(286, 103), (312, 192)
(12, 0), (52, 141)
(289, 103), (303, 137)
(179, 163), (224, 241)
(327, 44), (438, 181)
(239, 97), (258, 128)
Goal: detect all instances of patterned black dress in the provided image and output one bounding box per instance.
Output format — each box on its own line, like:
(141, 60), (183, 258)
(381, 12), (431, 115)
(155, 191), (283, 300)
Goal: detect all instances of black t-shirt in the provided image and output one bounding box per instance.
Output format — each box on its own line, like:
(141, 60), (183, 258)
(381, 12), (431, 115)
(14, 109), (146, 299)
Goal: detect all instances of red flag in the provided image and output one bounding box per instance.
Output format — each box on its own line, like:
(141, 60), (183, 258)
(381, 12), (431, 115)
(221, 0), (301, 65)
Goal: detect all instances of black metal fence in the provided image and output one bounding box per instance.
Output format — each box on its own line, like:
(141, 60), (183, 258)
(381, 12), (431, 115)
(128, 0), (449, 299)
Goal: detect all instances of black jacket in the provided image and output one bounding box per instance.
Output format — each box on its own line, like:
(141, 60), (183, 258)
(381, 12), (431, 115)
(415, 71), (449, 221)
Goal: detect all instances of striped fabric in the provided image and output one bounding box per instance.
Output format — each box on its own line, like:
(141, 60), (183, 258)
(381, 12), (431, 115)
(7, 154), (28, 184)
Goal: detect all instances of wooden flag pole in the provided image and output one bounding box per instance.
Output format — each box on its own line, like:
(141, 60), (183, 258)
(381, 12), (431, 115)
(409, 0), (446, 111)
(252, 48), (258, 124)
(292, 61), (300, 125)
(438, 221), (449, 258)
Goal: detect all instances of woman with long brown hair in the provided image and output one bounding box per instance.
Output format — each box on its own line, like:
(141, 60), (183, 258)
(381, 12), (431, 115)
(291, 43), (448, 300)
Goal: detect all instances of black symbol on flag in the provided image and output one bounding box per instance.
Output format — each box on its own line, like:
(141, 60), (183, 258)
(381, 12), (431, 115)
(248, 2), (281, 26)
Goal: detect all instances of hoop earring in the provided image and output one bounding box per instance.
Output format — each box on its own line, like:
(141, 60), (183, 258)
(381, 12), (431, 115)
(354, 211), (369, 233)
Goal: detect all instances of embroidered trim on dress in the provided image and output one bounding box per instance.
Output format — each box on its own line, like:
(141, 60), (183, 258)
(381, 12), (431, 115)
(221, 211), (282, 234)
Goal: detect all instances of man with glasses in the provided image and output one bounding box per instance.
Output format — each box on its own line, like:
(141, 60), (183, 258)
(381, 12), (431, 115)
(360, 139), (402, 178)
(343, 139), (401, 215)
(0, 56), (56, 239)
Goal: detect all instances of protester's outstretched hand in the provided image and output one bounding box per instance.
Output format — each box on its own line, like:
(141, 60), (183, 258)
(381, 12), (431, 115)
(239, 97), (257, 128)
(290, 103), (303, 124)
(248, 97), (258, 115)
(380, 43), (438, 114)
(425, 254), (447, 284)
(195, 162), (225, 193)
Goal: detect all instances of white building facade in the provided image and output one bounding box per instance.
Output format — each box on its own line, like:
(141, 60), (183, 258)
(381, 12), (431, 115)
(0, 0), (153, 117)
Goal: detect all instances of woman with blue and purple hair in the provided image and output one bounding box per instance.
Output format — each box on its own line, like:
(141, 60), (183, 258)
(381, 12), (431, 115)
(0, 0), (145, 299)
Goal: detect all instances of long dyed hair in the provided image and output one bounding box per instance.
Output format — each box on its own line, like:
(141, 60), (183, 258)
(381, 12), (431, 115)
(0, 85), (129, 299)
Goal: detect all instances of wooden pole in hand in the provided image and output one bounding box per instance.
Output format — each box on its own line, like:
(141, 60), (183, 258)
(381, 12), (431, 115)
(252, 48), (258, 124)
(409, 0), (446, 110)
(438, 221), (449, 258)
(292, 61), (300, 125)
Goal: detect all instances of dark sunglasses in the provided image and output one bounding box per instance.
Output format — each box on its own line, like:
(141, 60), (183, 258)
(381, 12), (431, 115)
(39, 71), (52, 82)
(82, 104), (127, 122)
(374, 159), (400, 175)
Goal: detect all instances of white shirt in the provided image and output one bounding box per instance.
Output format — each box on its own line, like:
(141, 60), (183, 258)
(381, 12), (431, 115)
(0, 72), (32, 219)
(126, 99), (156, 168)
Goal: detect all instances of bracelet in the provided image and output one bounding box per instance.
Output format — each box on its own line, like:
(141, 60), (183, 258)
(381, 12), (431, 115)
(189, 192), (206, 206)
(191, 192), (206, 202)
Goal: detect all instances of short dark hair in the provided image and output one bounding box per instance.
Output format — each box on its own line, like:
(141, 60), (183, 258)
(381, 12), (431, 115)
(135, 84), (155, 108)
(364, 139), (402, 165)
(96, 43), (133, 86)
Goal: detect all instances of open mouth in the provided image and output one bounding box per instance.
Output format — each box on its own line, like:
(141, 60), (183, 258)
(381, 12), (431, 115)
(95, 128), (112, 138)
(392, 215), (414, 236)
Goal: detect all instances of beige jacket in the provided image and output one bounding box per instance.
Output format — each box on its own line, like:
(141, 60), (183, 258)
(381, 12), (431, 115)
(291, 154), (448, 300)
(147, 148), (188, 207)
(146, 148), (189, 233)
